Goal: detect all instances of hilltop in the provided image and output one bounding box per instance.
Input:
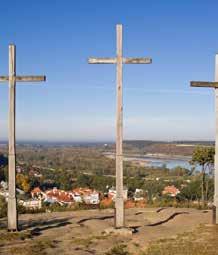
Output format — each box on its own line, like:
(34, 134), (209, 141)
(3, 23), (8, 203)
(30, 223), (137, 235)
(0, 207), (215, 255)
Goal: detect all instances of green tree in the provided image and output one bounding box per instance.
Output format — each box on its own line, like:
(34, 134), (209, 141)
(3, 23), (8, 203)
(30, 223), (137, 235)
(76, 174), (92, 188)
(143, 180), (165, 203)
(191, 146), (215, 205)
(0, 195), (7, 218)
(179, 179), (201, 205)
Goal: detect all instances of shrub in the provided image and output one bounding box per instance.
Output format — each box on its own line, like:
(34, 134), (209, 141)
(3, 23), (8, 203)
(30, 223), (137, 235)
(0, 195), (7, 218)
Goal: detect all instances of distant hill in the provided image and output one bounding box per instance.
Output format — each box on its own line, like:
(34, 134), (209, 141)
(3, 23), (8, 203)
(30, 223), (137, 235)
(121, 140), (215, 156)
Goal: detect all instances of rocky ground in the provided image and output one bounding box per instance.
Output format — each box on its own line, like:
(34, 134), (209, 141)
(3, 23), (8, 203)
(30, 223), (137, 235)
(0, 207), (215, 254)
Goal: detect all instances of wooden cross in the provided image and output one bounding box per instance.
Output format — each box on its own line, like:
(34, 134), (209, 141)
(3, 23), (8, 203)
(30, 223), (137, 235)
(0, 44), (46, 231)
(190, 54), (218, 224)
(88, 24), (152, 228)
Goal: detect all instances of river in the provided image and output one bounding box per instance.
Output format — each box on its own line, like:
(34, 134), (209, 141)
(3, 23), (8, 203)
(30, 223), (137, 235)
(140, 156), (193, 170)
(104, 152), (198, 170)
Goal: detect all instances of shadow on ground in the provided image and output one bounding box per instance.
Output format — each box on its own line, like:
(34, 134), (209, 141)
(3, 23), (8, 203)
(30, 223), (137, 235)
(19, 217), (73, 236)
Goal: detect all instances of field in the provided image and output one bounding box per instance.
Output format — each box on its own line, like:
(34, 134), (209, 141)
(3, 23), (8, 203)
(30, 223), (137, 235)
(0, 207), (215, 255)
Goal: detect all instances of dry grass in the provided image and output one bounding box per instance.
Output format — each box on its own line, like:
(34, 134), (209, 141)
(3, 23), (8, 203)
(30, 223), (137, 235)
(8, 239), (57, 255)
(105, 244), (130, 255)
(0, 231), (57, 255)
(2, 225), (218, 255)
(144, 225), (218, 255)
(0, 230), (32, 242)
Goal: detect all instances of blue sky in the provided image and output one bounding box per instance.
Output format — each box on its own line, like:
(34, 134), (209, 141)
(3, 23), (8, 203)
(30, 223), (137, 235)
(0, 0), (217, 142)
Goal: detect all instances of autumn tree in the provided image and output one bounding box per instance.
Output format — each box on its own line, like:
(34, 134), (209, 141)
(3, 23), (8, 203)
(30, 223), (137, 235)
(16, 174), (30, 193)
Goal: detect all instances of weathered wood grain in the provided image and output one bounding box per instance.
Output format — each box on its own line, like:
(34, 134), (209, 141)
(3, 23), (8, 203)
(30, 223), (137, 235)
(88, 58), (116, 64)
(115, 24), (124, 228)
(7, 44), (17, 231)
(88, 57), (152, 64)
(123, 57), (152, 64)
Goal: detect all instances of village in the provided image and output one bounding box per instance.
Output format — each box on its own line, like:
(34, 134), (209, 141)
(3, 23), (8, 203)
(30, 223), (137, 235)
(0, 164), (183, 212)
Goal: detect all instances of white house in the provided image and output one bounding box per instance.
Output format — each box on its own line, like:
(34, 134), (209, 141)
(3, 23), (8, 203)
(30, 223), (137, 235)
(134, 188), (144, 201)
(20, 199), (42, 209)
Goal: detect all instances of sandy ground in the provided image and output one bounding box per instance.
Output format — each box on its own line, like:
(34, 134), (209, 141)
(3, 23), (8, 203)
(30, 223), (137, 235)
(0, 207), (212, 254)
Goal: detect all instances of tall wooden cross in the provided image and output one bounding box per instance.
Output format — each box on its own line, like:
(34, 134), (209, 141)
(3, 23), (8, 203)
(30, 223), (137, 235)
(191, 54), (218, 224)
(0, 44), (46, 231)
(88, 24), (152, 228)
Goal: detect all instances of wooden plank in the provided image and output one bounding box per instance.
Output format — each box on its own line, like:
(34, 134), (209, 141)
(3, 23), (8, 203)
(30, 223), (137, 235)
(7, 44), (18, 231)
(115, 24), (124, 228)
(123, 57), (152, 64)
(88, 57), (152, 64)
(15, 76), (46, 82)
(0, 76), (46, 82)
(88, 58), (116, 64)
(215, 54), (218, 224)
(0, 76), (9, 82)
(191, 81), (218, 88)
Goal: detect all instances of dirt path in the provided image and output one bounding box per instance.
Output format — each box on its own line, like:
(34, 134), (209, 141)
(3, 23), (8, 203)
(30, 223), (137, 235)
(0, 207), (212, 255)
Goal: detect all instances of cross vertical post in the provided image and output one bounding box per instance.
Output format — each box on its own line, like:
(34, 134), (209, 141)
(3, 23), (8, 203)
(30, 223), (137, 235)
(115, 24), (124, 228)
(191, 53), (218, 224)
(7, 45), (17, 231)
(215, 54), (218, 223)
(0, 44), (46, 231)
(88, 24), (152, 229)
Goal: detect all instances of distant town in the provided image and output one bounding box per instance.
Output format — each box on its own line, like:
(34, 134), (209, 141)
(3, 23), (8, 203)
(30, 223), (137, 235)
(0, 140), (214, 214)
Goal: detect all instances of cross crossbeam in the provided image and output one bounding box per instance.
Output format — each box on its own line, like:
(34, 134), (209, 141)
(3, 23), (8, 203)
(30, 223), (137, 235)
(88, 57), (152, 64)
(0, 76), (46, 82)
(191, 81), (218, 88)
(0, 44), (46, 231)
(88, 24), (152, 229)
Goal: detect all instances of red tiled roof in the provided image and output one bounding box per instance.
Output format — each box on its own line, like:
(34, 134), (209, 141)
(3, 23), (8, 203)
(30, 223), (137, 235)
(162, 185), (180, 196)
(72, 187), (98, 196)
(46, 189), (74, 203)
(31, 187), (42, 194)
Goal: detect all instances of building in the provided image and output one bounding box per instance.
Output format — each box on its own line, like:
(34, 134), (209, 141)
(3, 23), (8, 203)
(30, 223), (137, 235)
(45, 187), (74, 205)
(31, 187), (46, 200)
(72, 188), (100, 204)
(20, 199), (42, 209)
(162, 185), (180, 197)
(134, 188), (144, 201)
(0, 190), (9, 201)
(30, 186), (100, 206)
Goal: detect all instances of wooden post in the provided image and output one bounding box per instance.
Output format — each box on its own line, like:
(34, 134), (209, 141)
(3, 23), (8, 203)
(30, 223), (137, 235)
(88, 25), (152, 229)
(115, 24), (124, 228)
(190, 54), (218, 224)
(215, 54), (218, 224)
(0, 44), (46, 231)
(7, 44), (17, 231)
